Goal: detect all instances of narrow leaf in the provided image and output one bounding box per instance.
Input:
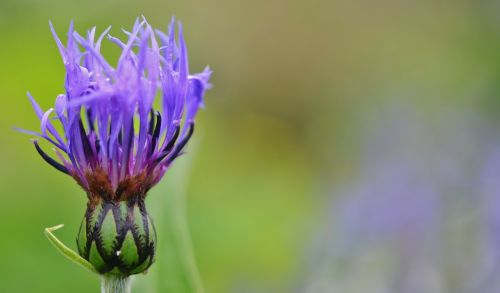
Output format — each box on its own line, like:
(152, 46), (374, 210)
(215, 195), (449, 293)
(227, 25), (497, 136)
(44, 224), (99, 274)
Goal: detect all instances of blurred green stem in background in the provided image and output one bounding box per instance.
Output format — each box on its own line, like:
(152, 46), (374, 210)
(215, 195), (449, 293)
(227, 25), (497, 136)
(101, 275), (130, 293)
(133, 144), (206, 293)
(171, 156), (206, 293)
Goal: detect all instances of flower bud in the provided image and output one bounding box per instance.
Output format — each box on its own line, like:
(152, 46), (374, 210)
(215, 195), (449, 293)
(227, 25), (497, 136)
(76, 198), (156, 276)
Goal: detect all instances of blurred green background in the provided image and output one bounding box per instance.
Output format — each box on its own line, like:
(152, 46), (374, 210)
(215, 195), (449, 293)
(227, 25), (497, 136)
(2, 0), (500, 292)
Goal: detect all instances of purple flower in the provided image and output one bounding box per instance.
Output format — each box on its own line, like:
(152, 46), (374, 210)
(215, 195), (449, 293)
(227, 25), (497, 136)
(20, 18), (211, 201)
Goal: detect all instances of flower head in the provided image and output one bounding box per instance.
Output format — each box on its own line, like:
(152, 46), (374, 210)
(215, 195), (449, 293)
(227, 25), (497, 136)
(23, 18), (211, 202)
(20, 18), (211, 276)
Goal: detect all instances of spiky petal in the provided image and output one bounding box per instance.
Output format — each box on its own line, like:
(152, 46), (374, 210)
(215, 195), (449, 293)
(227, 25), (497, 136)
(22, 18), (211, 200)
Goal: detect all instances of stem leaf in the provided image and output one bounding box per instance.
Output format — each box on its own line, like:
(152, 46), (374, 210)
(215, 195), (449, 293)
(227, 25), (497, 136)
(44, 224), (99, 274)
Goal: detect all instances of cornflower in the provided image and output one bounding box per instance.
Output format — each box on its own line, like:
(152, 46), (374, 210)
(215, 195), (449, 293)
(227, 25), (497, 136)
(19, 17), (211, 278)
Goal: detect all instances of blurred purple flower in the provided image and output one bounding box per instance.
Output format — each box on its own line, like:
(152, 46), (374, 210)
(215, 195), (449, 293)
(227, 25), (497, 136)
(299, 106), (500, 292)
(19, 18), (211, 200)
(470, 141), (500, 292)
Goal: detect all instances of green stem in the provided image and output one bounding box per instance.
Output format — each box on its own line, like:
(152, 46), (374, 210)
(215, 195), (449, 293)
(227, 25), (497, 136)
(173, 185), (205, 293)
(101, 275), (130, 293)
(170, 146), (205, 293)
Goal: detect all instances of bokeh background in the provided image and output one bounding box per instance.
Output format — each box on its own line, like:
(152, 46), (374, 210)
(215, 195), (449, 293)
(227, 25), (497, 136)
(2, 0), (500, 292)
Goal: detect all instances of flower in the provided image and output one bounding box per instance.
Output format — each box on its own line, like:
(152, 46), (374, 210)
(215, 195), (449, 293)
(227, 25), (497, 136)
(20, 17), (211, 276)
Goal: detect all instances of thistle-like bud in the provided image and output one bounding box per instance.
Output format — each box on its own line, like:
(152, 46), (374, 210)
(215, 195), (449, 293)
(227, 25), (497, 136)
(77, 198), (156, 275)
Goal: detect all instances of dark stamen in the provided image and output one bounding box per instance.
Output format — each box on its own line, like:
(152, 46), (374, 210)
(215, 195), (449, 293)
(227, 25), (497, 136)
(147, 110), (155, 135)
(107, 118), (113, 153)
(168, 123), (194, 160)
(86, 109), (95, 132)
(154, 123), (188, 164)
(95, 139), (101, 155)
(122, 119), (134, 170)
(78, 119), (94, 161)
(33, 141), (69, 174)
(126, 119), (134, 151)
(150, 111), (162, 152)
(118, 129), (123, 145)
(162, 124), (180, 154)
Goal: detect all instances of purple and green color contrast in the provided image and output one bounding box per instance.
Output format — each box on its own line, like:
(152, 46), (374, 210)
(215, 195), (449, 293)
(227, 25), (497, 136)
(20, 18), (211, 276)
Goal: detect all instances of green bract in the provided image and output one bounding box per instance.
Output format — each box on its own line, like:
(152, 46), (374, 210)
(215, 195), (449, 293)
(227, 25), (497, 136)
(77, 198), (156, 276)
